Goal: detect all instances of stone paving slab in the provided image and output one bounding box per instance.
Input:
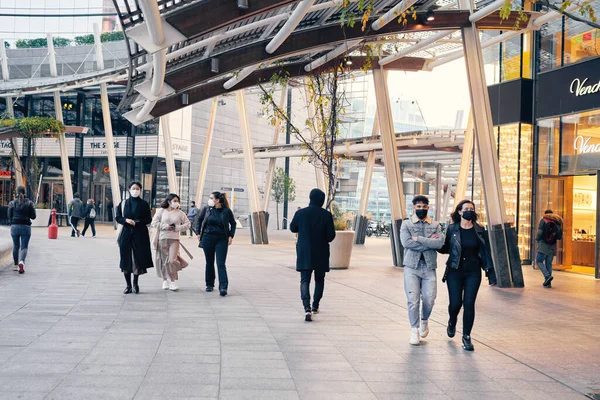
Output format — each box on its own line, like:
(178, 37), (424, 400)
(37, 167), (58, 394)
(0, 225), (597, 400)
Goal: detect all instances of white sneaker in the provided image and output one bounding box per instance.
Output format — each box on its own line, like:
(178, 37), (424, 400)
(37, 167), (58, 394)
(162, 280), (169, 290)
(169, 281), (179, 291)
(12, 265), (18, 271)
(420, 320), (430, 338)
(410, 328), (421, 345)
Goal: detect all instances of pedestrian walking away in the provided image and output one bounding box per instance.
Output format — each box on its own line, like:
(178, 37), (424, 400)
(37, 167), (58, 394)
(82, 199), (97, 237)
(399, 195), (445, 345)
(67, 193), (85, 237)
(187, 201), (198, 238)
(151, 194), (191, 292)
(194, 191), (236, 296)
(439, 200), (495, 351)
(535, 209), (563, 288)
(8, 186), (36, 274)
(116, 182), (154, 294)
(290, 189), (336, 322)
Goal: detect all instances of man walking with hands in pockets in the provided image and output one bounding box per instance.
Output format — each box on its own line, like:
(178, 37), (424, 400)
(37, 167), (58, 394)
(400, 195), (445, 345)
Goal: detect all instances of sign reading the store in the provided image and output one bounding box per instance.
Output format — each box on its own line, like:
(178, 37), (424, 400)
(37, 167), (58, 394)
(83, 137), (131, 158)
(574, 136), (600, 154)
(570, 78), (600, 97)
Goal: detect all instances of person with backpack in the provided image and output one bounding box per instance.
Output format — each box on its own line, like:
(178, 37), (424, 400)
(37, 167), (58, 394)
(82, 198), (97, 238)
(536, 209), (563, 288)
(68, 193), (85, 237)
(8, 186), (36, 274)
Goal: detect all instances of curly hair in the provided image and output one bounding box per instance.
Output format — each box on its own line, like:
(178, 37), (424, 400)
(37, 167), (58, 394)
(160, 193), (181, 209)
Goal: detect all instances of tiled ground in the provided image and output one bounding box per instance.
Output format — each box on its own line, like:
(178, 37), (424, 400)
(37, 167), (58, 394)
(0, 225), (598, 400)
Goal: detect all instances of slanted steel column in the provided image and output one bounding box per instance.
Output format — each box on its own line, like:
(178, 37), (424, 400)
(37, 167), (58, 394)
(236, 90), (268, 244)
(263, 83), (287, 212)
(0, 39), (24, 188)
(442, 183), (452, 223)
(47, 33), (74, 205)
(459, 1), (523, 287)
(195, 97), (218, 207)
(355, 150), (376, 245)
(160, 115), (180, 194)
(372, 68), (406, 266)
(435, 163), (443, 221)
(94, 24), (122, 212)
(455, 112), (474, 206)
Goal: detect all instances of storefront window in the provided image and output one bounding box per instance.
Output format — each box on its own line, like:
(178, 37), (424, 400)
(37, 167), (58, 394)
(499, 125), (519, 226)
(538, 14), (563, 72)
(501, 35), (522, 81)
(564, 4), (600, 68)
(518, 124), (533, 260)
(482, 31), (501, 85)
(537, 117), (560, 175)
(561, 109), (600, 173)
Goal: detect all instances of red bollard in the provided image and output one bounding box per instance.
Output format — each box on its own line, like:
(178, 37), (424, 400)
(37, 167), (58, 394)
(48, 209), (58, 239)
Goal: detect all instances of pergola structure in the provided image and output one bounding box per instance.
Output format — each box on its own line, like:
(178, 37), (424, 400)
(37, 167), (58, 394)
(1, 0), (577, 287)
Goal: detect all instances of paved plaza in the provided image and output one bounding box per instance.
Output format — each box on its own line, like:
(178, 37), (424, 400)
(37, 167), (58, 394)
(0, 225), (598, 400)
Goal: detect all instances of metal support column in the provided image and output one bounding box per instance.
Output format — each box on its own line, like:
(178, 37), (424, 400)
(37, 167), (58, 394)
(160, 115), (179, 194)
(435, 163), (443, 221)
(441, 183), (452, 223)
(373, 68), (406, 266)
(236, 90), (268, 244)
(94, 24), (122, 213)
(1, 39), (24, 188)
(47, 33), (74, 205)
(195, 97), (218, 207)
(455, 112), (474, 206)
(354, 150), (376, 244)
(459, 2), (523, 287)
(263, 83), (287, 213)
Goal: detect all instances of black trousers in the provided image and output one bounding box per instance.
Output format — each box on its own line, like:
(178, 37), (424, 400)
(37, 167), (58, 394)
(300, 270), (326, 312)
(70, 217), (80, 236)
(202, 234), (229, 290)
(82, 218), (96, 237)
(446, 266), (482, 336)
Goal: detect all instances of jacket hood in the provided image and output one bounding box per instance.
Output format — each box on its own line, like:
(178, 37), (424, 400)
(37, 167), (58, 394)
(544, 214), (563, 225)
(309, 189), (326, 207)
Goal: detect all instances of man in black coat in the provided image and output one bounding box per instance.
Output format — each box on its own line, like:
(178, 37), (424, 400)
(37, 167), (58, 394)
(290, 189), (336, 322)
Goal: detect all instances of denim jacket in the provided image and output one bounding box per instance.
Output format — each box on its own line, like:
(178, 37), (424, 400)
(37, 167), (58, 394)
(399, 214), (445, 270)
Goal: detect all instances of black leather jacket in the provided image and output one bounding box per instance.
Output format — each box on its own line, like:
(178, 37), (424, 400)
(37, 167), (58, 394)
(194, 206), (237, 238)
(8, 198), (37, 225)
(439, 223), (494, 272)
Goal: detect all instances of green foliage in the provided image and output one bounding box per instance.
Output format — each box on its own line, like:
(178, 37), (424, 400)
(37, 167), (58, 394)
(15, 37), (72, 48)
(0, 117), (65, 136)
(74, 31), (125, 45)
(271, 167), (296, 230)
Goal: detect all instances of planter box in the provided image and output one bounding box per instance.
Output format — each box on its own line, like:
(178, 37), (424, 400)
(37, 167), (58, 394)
(32, 209), (51, 227)
(331, 230), (354, 269)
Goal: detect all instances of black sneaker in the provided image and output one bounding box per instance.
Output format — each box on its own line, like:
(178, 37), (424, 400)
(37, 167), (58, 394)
(123, 286), (132, 294)
(543, 276), (554, 287)
(312, 307), (319, 314)
(304, 311), (312, 322)
(462, 335), (474, 351)
(220, 289), (227, 297)
(206, 286), (214, 292)
(447, 322), (456, 338)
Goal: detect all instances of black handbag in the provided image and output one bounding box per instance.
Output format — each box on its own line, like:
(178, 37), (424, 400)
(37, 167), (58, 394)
(198, 208), (210, 248)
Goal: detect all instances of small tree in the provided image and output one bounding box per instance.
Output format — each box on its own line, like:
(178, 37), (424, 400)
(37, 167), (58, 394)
(271, 167), (296, 230)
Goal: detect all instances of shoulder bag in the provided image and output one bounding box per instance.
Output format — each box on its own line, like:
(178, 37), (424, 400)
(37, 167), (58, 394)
(115, 200), (126, 245)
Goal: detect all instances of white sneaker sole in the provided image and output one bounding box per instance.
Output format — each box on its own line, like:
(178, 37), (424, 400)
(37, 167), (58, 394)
(420, 329), (429, 338)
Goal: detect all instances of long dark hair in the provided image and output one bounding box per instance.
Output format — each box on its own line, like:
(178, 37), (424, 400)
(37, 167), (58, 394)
(160, 193), (180, 209)
(16, 186), (26, 205)
(212, 191), (230, 209)
(451, 199), (478, 224)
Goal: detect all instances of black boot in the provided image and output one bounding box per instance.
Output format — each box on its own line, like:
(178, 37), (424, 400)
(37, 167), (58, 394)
(133, 275), (140, 294)
(447, 320), (456, 338)
(462, 335), (474, 351)
(124, 273), (132, 294)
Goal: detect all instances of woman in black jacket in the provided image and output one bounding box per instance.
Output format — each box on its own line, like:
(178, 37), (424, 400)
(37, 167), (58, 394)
(115, 182), (154, 294)
(82, 199), (97, 237)
(8, 186), (36, 274)
(439, 200), (495, 351)
(194, 191), (236, 296)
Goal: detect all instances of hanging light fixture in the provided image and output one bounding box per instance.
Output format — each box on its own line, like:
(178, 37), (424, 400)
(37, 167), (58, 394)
(426, 9), (435, 21)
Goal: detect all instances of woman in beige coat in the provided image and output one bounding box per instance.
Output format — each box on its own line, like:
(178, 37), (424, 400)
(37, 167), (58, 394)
(151, 194), (190, 291)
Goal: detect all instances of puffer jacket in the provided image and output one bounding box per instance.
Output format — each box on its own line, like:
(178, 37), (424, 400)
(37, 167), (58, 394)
(8, 198), (37, 225)
(536, 213), (563, 256)
(439, 222), (494, 272)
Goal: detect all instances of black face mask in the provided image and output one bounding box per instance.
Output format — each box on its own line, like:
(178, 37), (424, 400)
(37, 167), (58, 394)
(462, 210), (475, 221)
(415, 209), (428, 220)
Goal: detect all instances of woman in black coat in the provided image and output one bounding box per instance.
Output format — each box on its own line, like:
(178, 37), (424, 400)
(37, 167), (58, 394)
(194, 191), (236, 297)
(290, 189), (336, 322)
(439, 199), (496, 351)
(116, 182), (153, 294)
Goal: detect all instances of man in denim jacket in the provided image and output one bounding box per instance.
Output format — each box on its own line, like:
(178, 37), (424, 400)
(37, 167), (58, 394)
(400, 195), (445, 346)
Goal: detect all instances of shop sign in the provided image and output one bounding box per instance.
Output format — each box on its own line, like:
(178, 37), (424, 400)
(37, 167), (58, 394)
(0, 138), (26, 157)
(570, 78), (600, 97)
(574, 136), (600, 154)
(0, 169), (11, 177)
(83, 137), (130, 157)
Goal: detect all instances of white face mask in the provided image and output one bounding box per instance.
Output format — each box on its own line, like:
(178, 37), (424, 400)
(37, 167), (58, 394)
(130, 189), (141, 198)
(208, 199), (215, 207)
(170, 201), (180, 209)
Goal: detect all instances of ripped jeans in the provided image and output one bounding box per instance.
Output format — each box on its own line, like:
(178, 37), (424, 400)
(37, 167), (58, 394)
(404, 261), (437, 328)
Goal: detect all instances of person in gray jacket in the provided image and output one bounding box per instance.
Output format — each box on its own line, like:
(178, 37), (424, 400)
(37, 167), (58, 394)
(68, 193), (85, 237)
(400, 195), (445, 346)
